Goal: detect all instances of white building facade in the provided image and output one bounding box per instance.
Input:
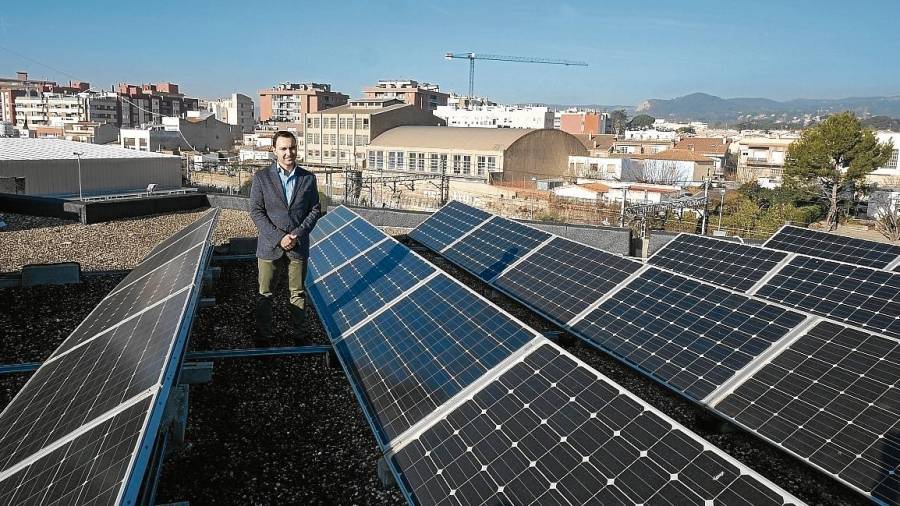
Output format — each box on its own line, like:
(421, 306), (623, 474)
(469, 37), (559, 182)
(14, 92), (118, 128)
(434, 105), (554, 129)
(207, 93), (255, 133)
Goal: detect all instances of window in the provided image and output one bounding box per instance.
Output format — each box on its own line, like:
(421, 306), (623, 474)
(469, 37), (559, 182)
(887, 149), (898, 169)
(307, 118), (314, 128)
(329, 134), (337, 145)
(355, 135), (367, 145)
(452, 154), (463, 175)
(476, 155), (496, 176)
(312, 133), (320, 144)
(429, 153), (445, 173)
(362, 118), (369, 129)
(407, 152), (425, 172)
(388, 151), (400, 170)
(306, 133), (313, 144)
(355, 118), (364, 129)
(368, 150), (384, 170)
(339, 118), (347, 129)
(312, 117), (320, 128)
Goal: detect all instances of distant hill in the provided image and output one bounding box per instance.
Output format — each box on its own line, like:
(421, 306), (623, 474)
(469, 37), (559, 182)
(635, 92), (900, 123)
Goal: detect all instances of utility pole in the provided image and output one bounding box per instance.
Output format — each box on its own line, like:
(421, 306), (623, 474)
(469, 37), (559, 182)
(73, 151), (84, 201)
(717, 188), (726, 233)
(701, 173), (710, 235)
(620, 187), (628, 227)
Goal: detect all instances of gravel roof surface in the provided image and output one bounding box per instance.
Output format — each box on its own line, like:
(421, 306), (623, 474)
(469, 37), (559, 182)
(0, 208), (256, 273)
(0, 211), (869, 505)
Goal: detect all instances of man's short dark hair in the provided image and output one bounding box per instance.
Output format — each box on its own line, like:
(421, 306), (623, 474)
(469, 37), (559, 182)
(272, 130), (297, 148)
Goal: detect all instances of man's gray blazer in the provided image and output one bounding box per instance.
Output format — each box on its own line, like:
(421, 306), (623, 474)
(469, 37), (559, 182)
(249, 163), (321, 260)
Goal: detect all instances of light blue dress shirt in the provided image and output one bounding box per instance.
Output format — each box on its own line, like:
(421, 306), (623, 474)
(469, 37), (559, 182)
(277, 165), (298, 203)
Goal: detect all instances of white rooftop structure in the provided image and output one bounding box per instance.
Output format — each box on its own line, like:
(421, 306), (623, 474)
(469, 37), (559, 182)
(0, 138), (177, 161)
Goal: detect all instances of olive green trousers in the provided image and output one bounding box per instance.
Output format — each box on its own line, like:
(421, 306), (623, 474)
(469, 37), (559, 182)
(255, 255), (307, 337)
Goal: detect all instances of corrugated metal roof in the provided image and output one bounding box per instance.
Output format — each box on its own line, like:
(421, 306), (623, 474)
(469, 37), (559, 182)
(0, 138), (178, 161)
(368, 126), (536, 151)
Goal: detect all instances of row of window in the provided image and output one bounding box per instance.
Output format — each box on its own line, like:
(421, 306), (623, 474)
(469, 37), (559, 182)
(305, 133), (368, 146)
(306, 117), (370, 130)
(368, 150), (497, 176)
(306, 150), (367, 160)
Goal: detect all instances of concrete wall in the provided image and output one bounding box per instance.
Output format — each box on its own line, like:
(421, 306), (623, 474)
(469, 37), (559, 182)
(497, 130), (588, 185)
(0, 157), (182, 197)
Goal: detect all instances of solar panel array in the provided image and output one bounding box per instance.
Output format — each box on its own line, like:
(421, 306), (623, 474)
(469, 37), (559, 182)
(649, 233), (789, 292)
(411, 201), (900, 504)
(764, 224), (900, 270)
(308, 206), (800, 505)
(0, 208), (218, 505)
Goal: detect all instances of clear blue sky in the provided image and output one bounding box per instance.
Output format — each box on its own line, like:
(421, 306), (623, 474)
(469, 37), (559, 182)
(1, 0), (897, 106)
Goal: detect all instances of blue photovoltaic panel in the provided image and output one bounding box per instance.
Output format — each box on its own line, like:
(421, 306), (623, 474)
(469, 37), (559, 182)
(572, 267), (807, 400)
(717, 321), (900, 504)
(0, 397), (152, 506)
(0, 290), (190, 471)
(494, 236), (642, 324)
(335, 274), (536, 446)
(308, 218), (384, 280)
(310, 206), (356, 245)
(308, 240), (435, 337)
(444, 216), (551, 282)
(0, 209), (218, 506)
(649, 234), (788, 292)
(49, 243), (202, 360)
(392, 343), (799, 506)
(765, 225), (900, 269)
(756, 255), (900, 339)
(408, 201), (491, 253)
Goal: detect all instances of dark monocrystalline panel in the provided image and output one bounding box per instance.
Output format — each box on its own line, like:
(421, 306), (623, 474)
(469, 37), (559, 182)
(144, 209), (216, 260)
(756, 255), (900, 339)
(336, 274), (536, 446)
(495, 236), (642, 324)
(121, 223), (212, 287)
(0, 290), (189, 471)
(310, 206), (356, 245)
(308, 241), (435, 337)
(393, 344), (795, 506)
(572, 267), (807, 400)
(444, 216), (551, 282)
(649, 234), (788, 292)
(308, 218), (384, 280)
(50, 244), (201, 359)
(717, 321), (900, 505)
(408, 200), (491, 253)
(0, 397), (151, 506)
(765, 225), (900, 269)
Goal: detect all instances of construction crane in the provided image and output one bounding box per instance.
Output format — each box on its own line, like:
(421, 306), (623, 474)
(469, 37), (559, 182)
(444, 52), (588, 98)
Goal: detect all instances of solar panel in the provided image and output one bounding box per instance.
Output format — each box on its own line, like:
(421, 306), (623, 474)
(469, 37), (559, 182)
(764, 225), (900, 269)
(755, 255), (900, 339)
(408, 200), (491, 253)
(335, 273), (538, 446)
(0, 396), (153, 505)
(310, 206), (357, 245)
(649, 234), (789, 292)
(308, 240), (435, 337)
(716, 320), (900, 505)
(443, 216), (551, 282)
(572, 267), (808, 400)
(307, 217), (384, 280)
(0, 208), (218, 505)
(494, 236), (642, 324)
(391, 342), (800, 506)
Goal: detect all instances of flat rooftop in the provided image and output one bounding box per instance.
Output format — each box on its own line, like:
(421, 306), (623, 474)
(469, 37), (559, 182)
(0, 138), (179, 161)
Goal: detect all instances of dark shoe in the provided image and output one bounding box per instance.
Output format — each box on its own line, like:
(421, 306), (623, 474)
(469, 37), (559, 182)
(293, 331), (312, 347)
(255, 295), (273, 344)
(253, 328), (274, 348)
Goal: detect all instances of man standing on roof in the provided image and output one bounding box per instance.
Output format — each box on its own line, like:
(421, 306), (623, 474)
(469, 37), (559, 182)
(249, 130), (321, 345)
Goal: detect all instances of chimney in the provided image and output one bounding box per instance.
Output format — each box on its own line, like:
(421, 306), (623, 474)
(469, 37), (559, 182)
(16, 71), (27, 81)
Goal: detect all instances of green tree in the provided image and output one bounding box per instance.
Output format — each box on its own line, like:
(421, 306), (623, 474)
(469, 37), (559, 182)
(784, 112), (893, 230)
(677, 126), (696, 134)
(628, 114), (656, 129)
(610, 109), (628, 134)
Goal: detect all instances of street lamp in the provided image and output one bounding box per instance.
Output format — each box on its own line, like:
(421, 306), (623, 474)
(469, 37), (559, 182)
(72, 151), (84, 201)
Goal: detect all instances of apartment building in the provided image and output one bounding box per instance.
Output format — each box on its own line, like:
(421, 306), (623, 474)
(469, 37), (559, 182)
(362, 80), (448, 111)
(116, 82), (199, 127)
(63, 122), (120, 144)
(673, 137), (730, 178)
(736, 134), (797, 183)
(559, 111), (610, 135)
(0, 73), (88, 124)
(623, 129), (678, 141)
(207, 93), (255, 133)
(258, 82), (348, 122)
(301, 97), (444, 167)
(366, 126), (587, 185)
(613, 138), (674, 155)
(14, 91), (118, 128)
(434, 104), (553, 129)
